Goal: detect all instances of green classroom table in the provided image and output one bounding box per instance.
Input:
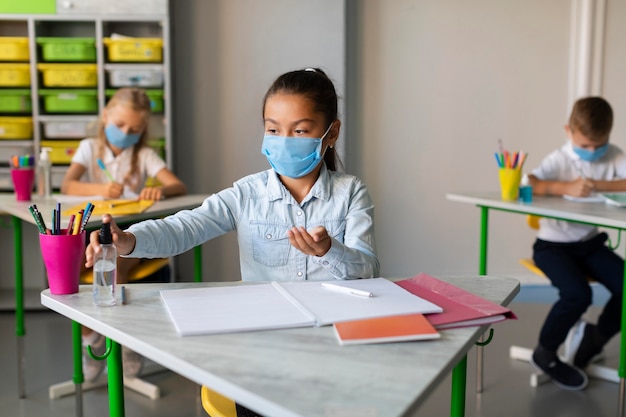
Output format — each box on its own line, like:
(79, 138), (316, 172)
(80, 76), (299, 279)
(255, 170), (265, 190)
(448, 191), (626, 417)
(0, 193), (206, 414)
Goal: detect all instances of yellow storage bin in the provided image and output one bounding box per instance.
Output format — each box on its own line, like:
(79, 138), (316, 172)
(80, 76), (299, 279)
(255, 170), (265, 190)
(0, 37), (30, 61)
(0, 117), (33, 139)
(37, 63), (97, 87)
(0, 63), (31, 87)
(40, 140), (81, 164)
(103, 38), (162, 62)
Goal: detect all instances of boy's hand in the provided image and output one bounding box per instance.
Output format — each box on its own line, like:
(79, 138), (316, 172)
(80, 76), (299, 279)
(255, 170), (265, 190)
(85, 214), (136, 267)
(287, 226), (331, 257)
(139, 187), (164, 201)
(103, 182), (124, 199)
(566, 177), (595, 197)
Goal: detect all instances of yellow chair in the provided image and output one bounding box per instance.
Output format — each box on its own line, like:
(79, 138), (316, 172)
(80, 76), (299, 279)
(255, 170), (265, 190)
(510, 215), (619, 386)
(201, 386), (237, 417)
(80, 257), (171, 284)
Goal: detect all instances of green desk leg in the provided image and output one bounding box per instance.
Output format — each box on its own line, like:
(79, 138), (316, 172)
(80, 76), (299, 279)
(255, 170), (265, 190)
(450, 207), (489, 417)
(476, 207), (489, 394)
(107, 339), (125, 417)
(619, 239), (626, 416)
(450, 356), (467, 417)
(72, 321), (84, 417)
(12, 215), (26, 398)
(194, 245), (202, 282)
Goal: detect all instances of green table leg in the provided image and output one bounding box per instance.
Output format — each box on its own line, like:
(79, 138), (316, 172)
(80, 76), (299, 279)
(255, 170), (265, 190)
(450, 356), (467, 417)
(107, 339), (125, 417)
(12, 215), (26, 398)
(450, 207), (489, 417)
(619, 239), (626, 416)
(194, 245), (202, 282)
(72, 321), (84, 417)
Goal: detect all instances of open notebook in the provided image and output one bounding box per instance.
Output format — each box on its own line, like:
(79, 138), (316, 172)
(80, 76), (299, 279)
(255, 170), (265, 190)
(160, 278), (443, 336)
(62, 199), (154, 216)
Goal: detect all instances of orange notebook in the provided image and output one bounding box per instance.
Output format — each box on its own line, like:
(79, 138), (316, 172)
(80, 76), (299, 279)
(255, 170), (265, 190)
(333, 313), (440, 346)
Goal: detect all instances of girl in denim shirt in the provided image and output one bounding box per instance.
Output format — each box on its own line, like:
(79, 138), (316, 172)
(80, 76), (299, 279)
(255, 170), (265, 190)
(86, 68), (380, 282)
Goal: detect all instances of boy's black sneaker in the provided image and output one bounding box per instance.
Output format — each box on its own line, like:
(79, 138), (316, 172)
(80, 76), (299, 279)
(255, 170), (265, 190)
(573, 323), (605, 369)
(530, 345), (588, 390)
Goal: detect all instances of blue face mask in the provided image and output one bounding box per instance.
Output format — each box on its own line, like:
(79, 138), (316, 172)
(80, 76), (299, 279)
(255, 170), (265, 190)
(261, 124), (333, 178)
(105, 123), (141, 149)
(572, 142), (609, 162)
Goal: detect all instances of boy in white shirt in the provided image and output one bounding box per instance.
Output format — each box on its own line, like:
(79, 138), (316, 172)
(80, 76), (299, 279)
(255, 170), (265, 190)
(529, 96), (626, 390)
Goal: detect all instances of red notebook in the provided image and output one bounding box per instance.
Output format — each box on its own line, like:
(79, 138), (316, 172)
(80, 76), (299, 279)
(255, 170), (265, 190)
(333, 313), (440, 346)
(395, 273), (517, 329)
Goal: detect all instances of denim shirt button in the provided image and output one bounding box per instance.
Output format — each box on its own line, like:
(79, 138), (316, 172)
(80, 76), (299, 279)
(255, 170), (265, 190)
(297, 210), (303, 216)
(297, 271), (303, 277)
(265, 234), (272, 239)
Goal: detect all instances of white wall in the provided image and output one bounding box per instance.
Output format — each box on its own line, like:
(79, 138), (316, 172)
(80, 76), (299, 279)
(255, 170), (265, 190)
(171, 0), (345, 281)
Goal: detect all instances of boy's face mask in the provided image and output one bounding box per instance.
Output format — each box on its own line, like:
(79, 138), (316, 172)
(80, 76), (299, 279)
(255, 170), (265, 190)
(572, 142), (609, 162)
(261, 123), (333, 178)
(105, 123), (141, 149)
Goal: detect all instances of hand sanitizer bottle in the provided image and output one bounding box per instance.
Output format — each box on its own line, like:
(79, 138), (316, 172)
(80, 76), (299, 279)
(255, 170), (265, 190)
(37, 147), (52, 198)
(519, 173), (533, 204)
(93, 223), (117, 306)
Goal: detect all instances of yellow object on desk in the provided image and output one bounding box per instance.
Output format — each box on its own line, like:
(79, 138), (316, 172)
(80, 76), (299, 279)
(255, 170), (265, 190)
(62, 199), (154, 216)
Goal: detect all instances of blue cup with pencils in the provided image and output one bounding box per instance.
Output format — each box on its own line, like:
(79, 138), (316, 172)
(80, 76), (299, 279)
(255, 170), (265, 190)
(32, 202), (93, 295)
(10, 154), (35, 201)
(494, 149), (527, 201)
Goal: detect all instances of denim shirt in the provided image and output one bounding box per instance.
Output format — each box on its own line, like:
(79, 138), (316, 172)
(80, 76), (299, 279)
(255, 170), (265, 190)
(126, 165), (379, 281)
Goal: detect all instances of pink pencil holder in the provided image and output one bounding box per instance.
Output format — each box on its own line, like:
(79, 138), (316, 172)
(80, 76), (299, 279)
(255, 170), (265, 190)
(39, 230), (86, 295)
(10, 168), (35, 201)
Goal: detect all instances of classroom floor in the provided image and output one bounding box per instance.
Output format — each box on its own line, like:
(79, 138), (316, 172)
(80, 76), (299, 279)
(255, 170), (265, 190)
(0, 300), (620, 417)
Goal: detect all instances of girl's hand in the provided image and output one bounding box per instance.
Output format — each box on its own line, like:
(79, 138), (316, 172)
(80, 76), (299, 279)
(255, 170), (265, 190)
(139, 186), (163, 201)
(104, 182), (124, 199)
(287, 226), (331, 257)
(566, 177), (595, 197)
(85, 214), (136, 267)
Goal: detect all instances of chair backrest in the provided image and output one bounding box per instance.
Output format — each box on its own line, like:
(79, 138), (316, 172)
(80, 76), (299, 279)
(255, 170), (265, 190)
(201, 385), (237, 417)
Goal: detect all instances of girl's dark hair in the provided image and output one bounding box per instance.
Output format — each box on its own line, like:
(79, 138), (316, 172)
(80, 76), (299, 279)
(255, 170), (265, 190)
(263, 68), (339, 171)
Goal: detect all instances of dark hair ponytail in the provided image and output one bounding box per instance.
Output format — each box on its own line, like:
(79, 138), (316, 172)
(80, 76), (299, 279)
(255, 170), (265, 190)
(263, 68), (340, 171)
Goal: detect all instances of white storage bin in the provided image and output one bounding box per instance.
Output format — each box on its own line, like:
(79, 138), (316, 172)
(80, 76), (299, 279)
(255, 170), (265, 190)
(42, 119), (97, 139)
(107, 65), (164, 87)
(0, 142), (33, 161)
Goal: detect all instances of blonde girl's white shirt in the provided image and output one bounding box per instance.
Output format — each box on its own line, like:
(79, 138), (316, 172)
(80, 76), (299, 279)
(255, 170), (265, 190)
(71, 138), (166, 198)
(531, 140), (626, 242)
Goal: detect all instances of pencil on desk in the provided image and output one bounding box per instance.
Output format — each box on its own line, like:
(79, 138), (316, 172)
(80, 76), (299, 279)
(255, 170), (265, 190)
(109, 200), (139, 208)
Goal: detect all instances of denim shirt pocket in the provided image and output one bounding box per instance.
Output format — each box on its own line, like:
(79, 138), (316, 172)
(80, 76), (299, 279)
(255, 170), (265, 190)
(323, 219), (346, 243)
(251, 221), (291, 267)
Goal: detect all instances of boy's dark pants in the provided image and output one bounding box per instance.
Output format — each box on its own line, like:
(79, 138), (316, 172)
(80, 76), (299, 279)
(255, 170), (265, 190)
(533, 232), (624, 352)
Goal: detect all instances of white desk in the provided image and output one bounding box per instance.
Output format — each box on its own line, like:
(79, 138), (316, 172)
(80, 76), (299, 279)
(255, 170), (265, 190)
(0, 193), (207, 400)
(447, 191), (626, 417)
(41, 276), (519, 417)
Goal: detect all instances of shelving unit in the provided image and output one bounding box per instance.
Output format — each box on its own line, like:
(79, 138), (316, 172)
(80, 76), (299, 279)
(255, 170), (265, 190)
(0, 0), (172, 191)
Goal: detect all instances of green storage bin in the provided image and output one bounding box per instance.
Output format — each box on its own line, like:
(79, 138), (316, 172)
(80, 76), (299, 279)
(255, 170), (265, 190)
(106, 88), (164, 113)
(37, 37), (96, 62)
(0, 0), (55, 14)
(39, 89), (98, 113)
(0, 89), (32, 112)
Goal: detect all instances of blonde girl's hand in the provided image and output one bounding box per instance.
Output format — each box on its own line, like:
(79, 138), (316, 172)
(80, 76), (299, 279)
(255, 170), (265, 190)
(139, 186), (163, 201)
(287, 226), (332, 257)
(85, 214), (136, 267)
(103, 182), (124, 199)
